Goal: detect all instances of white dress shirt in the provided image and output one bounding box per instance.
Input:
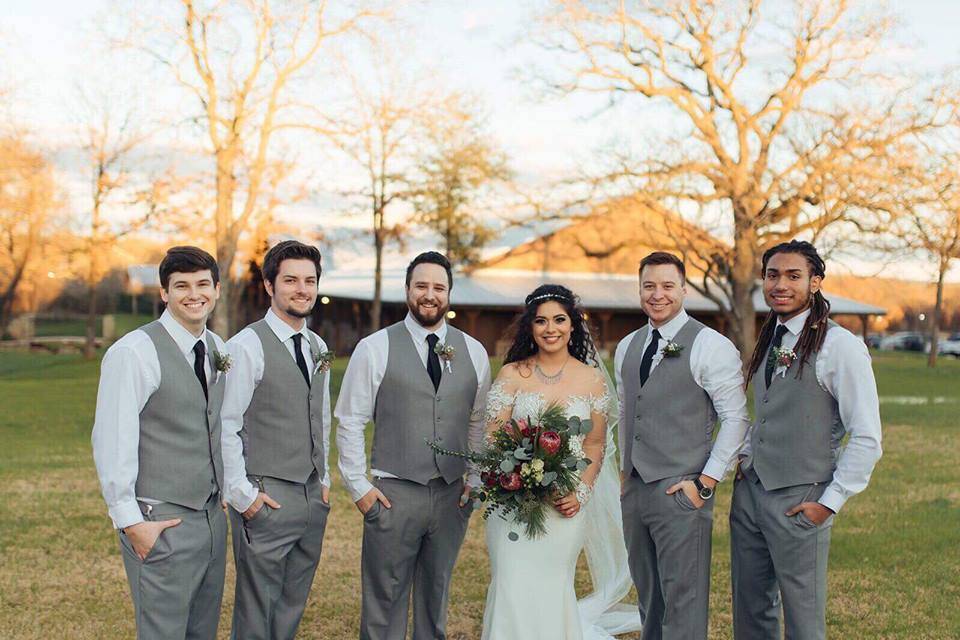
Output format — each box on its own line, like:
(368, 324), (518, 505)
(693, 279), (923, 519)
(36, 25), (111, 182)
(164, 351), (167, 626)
(614, 309), (751, 482)
(220, 308), (332, 512)
(335, 313), (492, 502)
(740, 308), (883, 513)
(91, 310), (225, 530)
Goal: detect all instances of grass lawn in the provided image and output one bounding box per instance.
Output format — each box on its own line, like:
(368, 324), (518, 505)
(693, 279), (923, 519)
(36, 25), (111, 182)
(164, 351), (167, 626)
(0, 349), (957, 638)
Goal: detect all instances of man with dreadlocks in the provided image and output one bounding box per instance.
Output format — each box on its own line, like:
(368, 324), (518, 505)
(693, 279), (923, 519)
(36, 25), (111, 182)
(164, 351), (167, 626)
(731, 240), (883, 640)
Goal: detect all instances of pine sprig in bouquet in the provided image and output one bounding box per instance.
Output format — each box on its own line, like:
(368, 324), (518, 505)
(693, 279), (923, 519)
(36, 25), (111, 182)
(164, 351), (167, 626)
(428, 403), (592, 539)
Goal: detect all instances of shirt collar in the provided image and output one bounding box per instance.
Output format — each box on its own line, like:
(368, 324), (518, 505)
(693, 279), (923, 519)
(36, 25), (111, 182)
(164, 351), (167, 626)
(265, 308), (310, 344)
(777, 308), (811, 337)
(648, 308), (689, 341)
(404, 311), (447, 345)
(159, 309), (208, 358)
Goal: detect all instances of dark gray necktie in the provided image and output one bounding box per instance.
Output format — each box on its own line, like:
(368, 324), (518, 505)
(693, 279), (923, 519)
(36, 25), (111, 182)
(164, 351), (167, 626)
(192, 340), (208, 401)
(764, 324), (790, 388)
(426, 334), (442, 392)
(639, 329), (662, 387)
(292, 333), (311, 387)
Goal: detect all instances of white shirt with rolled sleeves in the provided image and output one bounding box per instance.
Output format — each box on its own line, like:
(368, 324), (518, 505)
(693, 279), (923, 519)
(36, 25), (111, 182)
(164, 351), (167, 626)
(739, 308), (883, 513)
(91, 309), (225, 530)
(220, 308), (332, 513)
(614, 309), (751, 483)
(335, 313), (492, 502)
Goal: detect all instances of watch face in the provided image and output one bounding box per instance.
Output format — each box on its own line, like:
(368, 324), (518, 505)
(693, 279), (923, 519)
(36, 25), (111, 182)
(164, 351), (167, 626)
(699, 487), (714, 500)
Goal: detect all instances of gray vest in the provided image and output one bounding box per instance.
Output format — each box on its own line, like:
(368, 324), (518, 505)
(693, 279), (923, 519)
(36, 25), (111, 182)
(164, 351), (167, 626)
(746, 321), (845, 490)
(136, 321), (223, 509)
(619, 318), (717, 482)
(240, 321), (326, 483)
(371, 322), (479, 485)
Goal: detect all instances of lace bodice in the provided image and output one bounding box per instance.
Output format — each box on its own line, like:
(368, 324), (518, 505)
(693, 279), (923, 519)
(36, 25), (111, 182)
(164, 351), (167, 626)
(484, 379), (612, 426)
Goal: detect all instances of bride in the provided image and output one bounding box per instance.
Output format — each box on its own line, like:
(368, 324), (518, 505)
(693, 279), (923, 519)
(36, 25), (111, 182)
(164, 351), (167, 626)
(480, 285), (642, 639)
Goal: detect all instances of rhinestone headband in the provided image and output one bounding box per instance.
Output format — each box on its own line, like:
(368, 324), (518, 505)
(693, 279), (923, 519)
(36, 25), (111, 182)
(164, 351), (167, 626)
(527, 293), (572, 305)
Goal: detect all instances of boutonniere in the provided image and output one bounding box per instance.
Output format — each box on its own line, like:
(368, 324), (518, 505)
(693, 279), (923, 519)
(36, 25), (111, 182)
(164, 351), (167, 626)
(661, 341), (684, 358)
(312, 349), (335, 374)
(213, 351), (232, 374)
(769, 346), (797, 377)
(433, 341), (455, 373)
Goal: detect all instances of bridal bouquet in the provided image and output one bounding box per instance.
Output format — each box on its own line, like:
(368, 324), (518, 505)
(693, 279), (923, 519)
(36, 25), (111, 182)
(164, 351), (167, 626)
(428, 404), (592, 538)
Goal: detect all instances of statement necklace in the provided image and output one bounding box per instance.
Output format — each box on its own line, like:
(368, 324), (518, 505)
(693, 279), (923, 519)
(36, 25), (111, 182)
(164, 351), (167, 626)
(534, 357), (569, 385)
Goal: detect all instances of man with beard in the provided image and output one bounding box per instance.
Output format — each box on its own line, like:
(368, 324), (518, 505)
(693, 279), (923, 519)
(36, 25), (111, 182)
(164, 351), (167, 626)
(221, 240), (333, 640)
(731, 240), (882, 640)
(336, 251), (491, 640)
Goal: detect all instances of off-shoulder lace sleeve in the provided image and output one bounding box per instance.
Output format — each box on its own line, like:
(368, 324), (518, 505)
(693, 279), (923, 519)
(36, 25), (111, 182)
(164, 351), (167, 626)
(484, 380), (516, 422)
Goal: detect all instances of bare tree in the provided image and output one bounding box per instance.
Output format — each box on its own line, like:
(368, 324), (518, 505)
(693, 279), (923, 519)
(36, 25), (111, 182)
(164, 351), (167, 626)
(76, 88), (165, 358)
(130, 0), (382, 335)
(322, 68), (433, 332)
(537, 0), (949, 353)
(0, 137), (57, 336)
(411, 93), (512, 266)
(889, 150), (960, 367)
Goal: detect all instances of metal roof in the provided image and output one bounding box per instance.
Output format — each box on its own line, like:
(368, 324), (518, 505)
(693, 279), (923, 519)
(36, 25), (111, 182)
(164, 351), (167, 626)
(317, 268), (887, 316)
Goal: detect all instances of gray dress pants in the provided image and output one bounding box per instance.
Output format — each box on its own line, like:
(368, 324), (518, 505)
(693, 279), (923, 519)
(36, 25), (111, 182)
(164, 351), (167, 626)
(229, 473), (331, 640)
(359, 477), (472, 640)
(730, 467), (833, 640)
(119, 495), (227, 640)
(621, 470), (713, 640)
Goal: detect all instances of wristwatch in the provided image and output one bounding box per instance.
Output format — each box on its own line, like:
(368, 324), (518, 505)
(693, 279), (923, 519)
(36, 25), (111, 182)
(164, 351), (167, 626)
(693, 477), (714, 500)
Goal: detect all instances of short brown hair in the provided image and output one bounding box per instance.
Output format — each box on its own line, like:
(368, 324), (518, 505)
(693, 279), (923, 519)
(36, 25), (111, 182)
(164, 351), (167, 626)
(159, 246), (219, 290)
(262, 240), (323, 286)
(639, 251), (685, 282)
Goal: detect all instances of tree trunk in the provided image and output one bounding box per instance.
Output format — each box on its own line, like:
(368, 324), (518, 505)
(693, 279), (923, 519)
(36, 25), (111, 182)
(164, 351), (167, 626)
(371, 227), (384, 333)
(84, 284), (98, 359)
(212, 152), (238, 337)
(927, 255), (948, 368)
(729, 230), (759, 361)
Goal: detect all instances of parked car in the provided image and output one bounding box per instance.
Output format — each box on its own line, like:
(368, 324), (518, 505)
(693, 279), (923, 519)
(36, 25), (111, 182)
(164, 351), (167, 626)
(938, 333), (960, 358)
(879, 332), (927, 352)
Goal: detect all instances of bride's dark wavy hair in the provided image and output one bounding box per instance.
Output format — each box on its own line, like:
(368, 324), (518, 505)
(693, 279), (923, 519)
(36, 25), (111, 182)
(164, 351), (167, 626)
(503, 284), (598, 367)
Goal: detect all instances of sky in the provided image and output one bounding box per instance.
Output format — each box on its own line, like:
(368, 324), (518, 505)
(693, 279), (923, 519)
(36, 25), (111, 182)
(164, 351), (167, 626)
(3, 0), (960, 280)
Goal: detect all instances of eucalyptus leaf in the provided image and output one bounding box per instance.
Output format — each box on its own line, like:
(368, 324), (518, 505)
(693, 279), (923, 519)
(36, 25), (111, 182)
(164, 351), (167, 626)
(513, 447), (531, 460)
(576, 459), (589, 472)
(579, 418), (593, 435)
(500, 459), (515, 473)
(563, 457), (578, 468)
(540, 471), (557, 486)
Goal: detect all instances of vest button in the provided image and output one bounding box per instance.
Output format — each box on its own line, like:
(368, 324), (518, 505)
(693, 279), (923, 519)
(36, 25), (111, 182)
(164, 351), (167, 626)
(760, 418), (767, 424)
(207, 410), (213, 416)
(634, 435), (641, 441)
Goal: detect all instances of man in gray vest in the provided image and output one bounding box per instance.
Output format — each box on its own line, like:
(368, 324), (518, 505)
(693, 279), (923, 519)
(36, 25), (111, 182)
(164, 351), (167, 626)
(92, 246), (227, 640)
(615, 251), (750, 640)
(336, 251), (491, 640)
(221, 240), (333, 640)
(732, 241), (882, 640)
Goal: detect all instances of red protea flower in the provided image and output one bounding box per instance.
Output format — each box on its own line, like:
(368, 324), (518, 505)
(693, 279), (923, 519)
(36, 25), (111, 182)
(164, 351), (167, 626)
(538, 431), (561, 456)
(499, 472), (522, 492)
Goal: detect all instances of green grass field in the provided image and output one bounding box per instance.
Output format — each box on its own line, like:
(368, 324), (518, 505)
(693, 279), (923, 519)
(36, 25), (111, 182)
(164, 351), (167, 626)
(0, 349), (957, 638)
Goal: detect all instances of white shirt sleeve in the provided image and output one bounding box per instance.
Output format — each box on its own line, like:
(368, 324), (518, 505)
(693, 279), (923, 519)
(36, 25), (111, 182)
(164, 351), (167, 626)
(91, 336), (157, 529)
(613, 333), (633, 464)
(335, 338), (379, 501)
(691, 330), (751, 482)
(317, 336), (333, 490)
(219, 330), (262, 512)
(466, 339), (492, 488)
(816, 331), (883, 513)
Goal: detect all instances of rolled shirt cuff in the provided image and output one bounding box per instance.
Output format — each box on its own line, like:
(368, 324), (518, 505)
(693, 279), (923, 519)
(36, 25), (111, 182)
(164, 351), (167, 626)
(109, 500), (145, 530)
(818, 484), (847, 514)
(345, 476), (375, 503)
(226, 479), (259, 513)
(701, 457), (731, 483)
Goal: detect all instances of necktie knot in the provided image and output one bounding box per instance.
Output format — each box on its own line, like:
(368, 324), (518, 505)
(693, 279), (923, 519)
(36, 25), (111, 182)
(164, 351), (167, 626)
(772, 324), (789, 348)
(426, 334), (439, 348)
(291, 333), (311, 387)
(651, 328), (662, 343)
(193, 340), (205, 358)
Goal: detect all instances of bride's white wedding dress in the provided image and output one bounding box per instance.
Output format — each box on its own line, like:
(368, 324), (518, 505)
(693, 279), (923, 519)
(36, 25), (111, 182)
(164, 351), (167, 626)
(480, 381), (642, 640)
